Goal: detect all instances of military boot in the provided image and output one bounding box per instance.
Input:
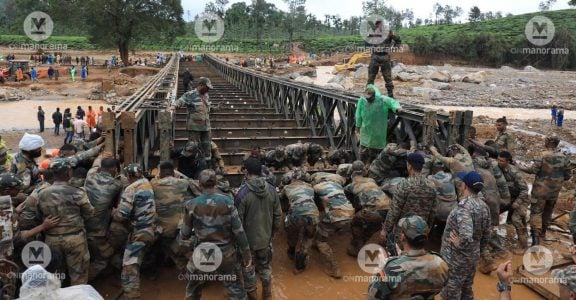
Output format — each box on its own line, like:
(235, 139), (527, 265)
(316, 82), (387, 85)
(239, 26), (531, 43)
(478, 256), (497, 274)
(513, 229), (529, 256)
(346, 240), (363, 258)
(262, 281), (273, 300)
(531, 230), (540, 246)
(247, 290), (258, 300)
(387, 89), (394, 98)
(317, 242), (342, 279)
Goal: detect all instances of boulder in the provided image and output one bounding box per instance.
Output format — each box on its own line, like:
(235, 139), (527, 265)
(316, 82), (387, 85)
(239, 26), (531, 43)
(489, 84), (497, 88)
(426, 65), (437, 71)
(323, 83), (345, 91)
(412, 87), (441, 100)
(462, 71), (486, 84)
(500, 66), (515, 71)
(341, 77), (354, 90)
(524, 65), (539, 72)
(300, 68), (317, 77)
(354, 66), (369, 79)
(397, 72), (422, 82)
(294, 76), (314, 84)
(422, 79), (451, 90)
(451, 74), (462, 82)
(391, 63), (406, 75)
(328, 74), (346, 85)
(428, 71), (451, 83)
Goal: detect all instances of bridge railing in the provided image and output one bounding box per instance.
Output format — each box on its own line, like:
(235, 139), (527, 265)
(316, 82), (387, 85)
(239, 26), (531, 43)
(101, 54), (179, 170)
(204, 54), (473, 157)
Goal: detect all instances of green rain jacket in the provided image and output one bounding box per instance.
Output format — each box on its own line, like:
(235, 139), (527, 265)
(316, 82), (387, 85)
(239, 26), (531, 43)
(355, 84), (401, 149)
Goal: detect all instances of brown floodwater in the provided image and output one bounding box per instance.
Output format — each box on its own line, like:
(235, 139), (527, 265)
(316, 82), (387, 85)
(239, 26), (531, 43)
(92, 228), (545, 299)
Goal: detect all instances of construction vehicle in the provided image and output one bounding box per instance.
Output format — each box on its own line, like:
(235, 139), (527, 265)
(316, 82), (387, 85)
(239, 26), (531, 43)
(334, 52), (371, 72)
(2, 60), (31, 81)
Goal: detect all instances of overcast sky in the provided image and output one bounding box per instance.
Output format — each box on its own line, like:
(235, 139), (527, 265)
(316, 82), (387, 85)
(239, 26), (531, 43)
(182, 0), (573, 21)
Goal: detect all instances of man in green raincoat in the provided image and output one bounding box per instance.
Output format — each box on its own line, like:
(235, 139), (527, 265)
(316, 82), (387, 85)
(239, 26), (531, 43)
(355, 84), (402, 165)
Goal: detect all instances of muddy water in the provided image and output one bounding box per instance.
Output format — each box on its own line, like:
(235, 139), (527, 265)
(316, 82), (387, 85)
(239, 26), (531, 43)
(92, 228), (543, 299)
(0, 97), (109, 131)
(424, 105), (575, 120)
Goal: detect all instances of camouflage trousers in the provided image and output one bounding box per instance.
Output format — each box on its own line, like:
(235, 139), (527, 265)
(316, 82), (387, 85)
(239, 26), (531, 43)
(481, 192), (501, 227)
(285, 214), (319, 271)
(441, 261), (478, 300)
(44, 230), (90, 285)
(315, 219), (351, 267)
(121, 241), (149, 300)
(504, 202), (529, 244)
(530, 191), (561, 234)
(149, 234), (189, 271)
(367, 54), (394, 96)
(87, 235), (115, 281)
(360, 146), (382, 166)
(243, 246), (273, 295)
(349, 209), (387, 256)
(188, 130), (212, 161)
(186, 246), (244, 300)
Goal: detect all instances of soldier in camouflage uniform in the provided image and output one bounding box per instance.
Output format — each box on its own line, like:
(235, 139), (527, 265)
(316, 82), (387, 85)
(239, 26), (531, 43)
(150, 161), (193, 270)
(496, 151), (530, 253)
(0, 144), (13, 173)
(367, 27), (401, 98)
(368, 215), (448, 300)
(264, 145), (287, 171)
(552, 263), (576, 299)
(345, 161), (391, 257)
(11, 133), (44, 194)
(427, 160), (457, 223)
(112, 163), (157, 299)
(441, 171), (492, 300)
(326, 148), (351, 167)
(494, 117), (514, 153)
(171, 141), (208, 180)
(430, 144), (474, 198)
(517, 136), (571, 245)
(279, 168), (319, 274)
(37, 158), (94, 285)
(305, 143), (327, 168)
(382, 153), (437, 245)
(209, 141), (225, 174)
(181, 169), (252, 300)
(311, 172), (354, 278)
(471, 148), (509, 261)
(85, 156), (123, 281)
(172, 77), (213, 162)
(285, 142), (306, 169)
(369, 143), (409, 185)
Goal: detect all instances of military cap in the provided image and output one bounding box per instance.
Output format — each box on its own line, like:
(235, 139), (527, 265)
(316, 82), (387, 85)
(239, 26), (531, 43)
(553, 265), (576, 292)
(0, 173), (23, 189)
(199, 169), (217, 186)
(181, 141), (198, 157)
(199, 77), (213, 89)
(125, 163), (143, 176)
(292, 168), (305, 181)
(308, 143), (323, 155)
(273, 145), (286, 162)
(49, 157), (72, 170)
(407, 153), (425, 167)
(398, 215), (430, 239)
(336, 163), (352, 178)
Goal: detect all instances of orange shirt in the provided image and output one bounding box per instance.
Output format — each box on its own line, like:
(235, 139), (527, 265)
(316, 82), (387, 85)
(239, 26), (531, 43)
(86, 110), (96, 128)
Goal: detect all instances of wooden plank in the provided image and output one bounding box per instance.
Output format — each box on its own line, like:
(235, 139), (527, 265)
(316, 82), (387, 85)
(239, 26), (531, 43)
(423, 109), (437, 147)
(102, 112), (116, 157)
(121, 111), (137, 164)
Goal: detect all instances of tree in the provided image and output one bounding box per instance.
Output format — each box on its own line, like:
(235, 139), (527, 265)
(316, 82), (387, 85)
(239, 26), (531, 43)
(469, 6), (482, 23)
(85, 0), (184, 65)
(433, 3), (444, 24)
(362, 0), (388, 16)
(570, 0), (576, 6)
(539, 0), (557, 11)
(283, 0), (305, 43)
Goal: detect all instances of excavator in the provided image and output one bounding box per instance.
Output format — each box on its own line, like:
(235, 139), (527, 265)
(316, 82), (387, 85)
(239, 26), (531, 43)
(334, 52), (371, 72)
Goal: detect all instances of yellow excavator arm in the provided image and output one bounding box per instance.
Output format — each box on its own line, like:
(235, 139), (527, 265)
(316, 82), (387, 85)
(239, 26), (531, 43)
(334, 52), (372, 72)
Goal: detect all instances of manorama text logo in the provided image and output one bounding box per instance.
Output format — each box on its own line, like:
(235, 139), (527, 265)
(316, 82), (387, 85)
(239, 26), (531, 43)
(10, 11), (67, 51)
(510, 15), (569, 55)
